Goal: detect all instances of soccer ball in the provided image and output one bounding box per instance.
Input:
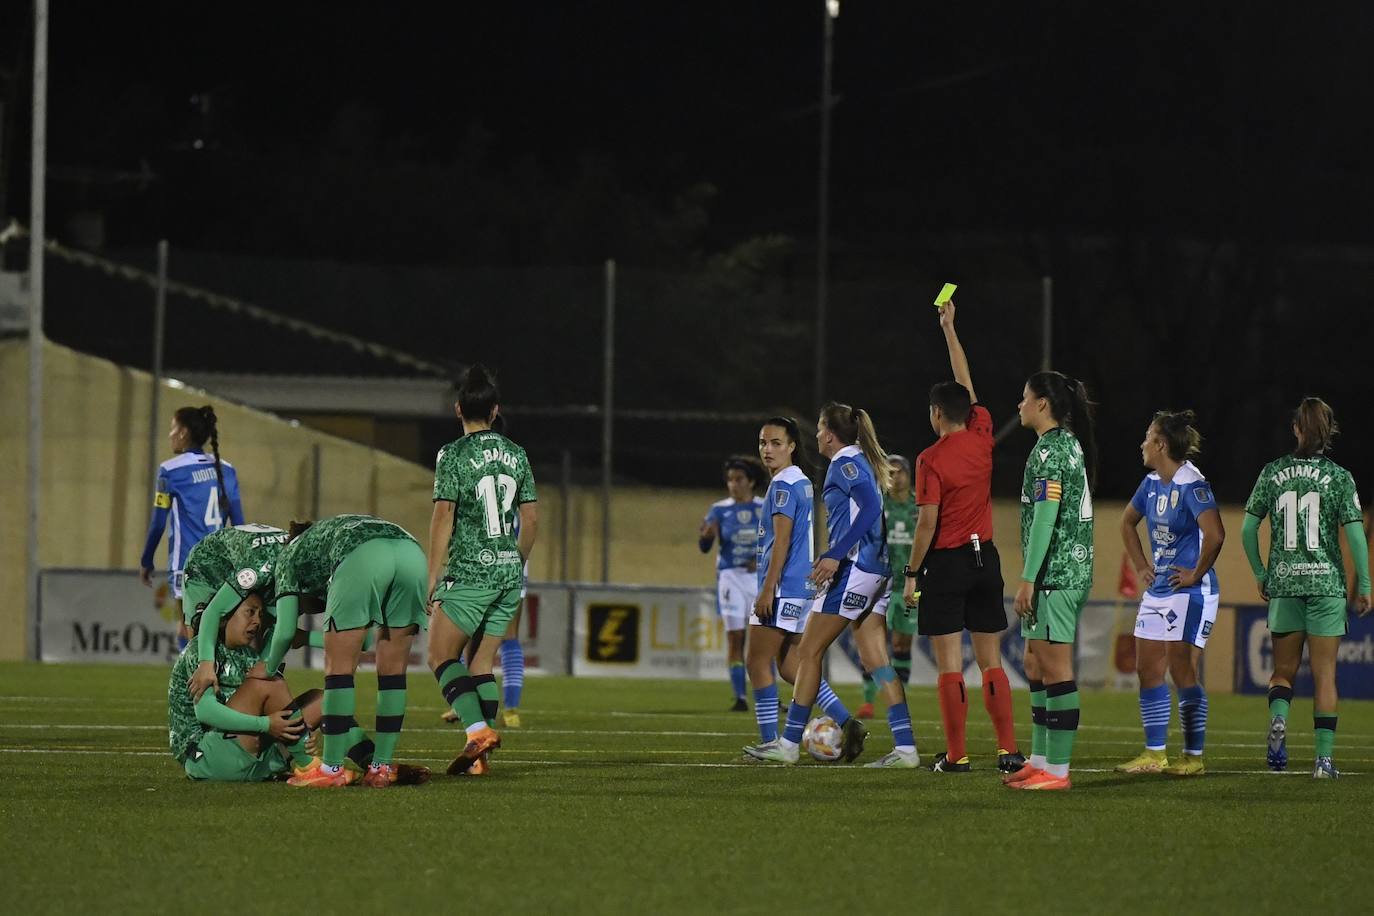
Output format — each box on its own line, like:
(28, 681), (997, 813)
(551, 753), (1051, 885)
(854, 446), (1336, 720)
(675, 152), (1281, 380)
(802, 715), (844, 762)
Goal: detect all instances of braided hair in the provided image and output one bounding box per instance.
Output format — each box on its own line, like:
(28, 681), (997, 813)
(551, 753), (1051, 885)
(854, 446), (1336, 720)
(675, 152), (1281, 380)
(174, 405), (229, 521)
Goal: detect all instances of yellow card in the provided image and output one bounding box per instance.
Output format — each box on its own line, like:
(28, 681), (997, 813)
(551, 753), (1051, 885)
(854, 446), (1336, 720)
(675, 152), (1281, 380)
(934, 283), (957, 307)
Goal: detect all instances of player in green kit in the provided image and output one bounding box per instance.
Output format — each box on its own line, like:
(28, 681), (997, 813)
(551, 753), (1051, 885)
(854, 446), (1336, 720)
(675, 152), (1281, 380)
(857, 455), (918, 719)
(262, 515), (431, 788)
(168, 593), (321, 782)
(1241, 398), (1371, 778)
(1006, 371), (1097, 791)
(427, 365), (538, 776)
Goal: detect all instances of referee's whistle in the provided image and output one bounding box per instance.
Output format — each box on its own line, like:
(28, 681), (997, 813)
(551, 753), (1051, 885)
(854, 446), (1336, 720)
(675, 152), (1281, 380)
(971, 533), (983, 567)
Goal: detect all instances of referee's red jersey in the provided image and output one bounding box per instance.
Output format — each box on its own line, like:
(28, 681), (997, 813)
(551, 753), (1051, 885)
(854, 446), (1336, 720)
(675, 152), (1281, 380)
(914, 404), (995, 550)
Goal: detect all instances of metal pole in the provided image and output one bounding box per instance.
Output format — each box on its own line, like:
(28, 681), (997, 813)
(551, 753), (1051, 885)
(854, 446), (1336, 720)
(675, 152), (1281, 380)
(1040, 275), (1052, 371)
(600, 258), (615, 583)
(148, 240), (168, 494)
(813, 0), (836, 409)
(26, 0), (48, 659)
(311, 443), (322, 519)
(560, 448), (572, 582)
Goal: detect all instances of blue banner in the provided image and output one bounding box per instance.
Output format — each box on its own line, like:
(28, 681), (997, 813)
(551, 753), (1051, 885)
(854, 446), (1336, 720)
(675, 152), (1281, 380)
(1234, 604), (1374, 698)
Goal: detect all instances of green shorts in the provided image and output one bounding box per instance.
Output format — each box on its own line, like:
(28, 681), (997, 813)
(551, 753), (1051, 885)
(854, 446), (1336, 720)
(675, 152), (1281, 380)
(324, 538), (429, 632)
(1020, 588), (1089, 644)
(887, 594), (917, 636)
(183, 581), (216, 627)
(182, 732), (288, 782)
(435, 581), (522, 638)
(1268, 596), (1349, 638)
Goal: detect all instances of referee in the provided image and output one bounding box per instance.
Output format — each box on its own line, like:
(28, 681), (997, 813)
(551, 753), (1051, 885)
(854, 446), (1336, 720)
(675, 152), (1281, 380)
(901, 300), (1024, 774)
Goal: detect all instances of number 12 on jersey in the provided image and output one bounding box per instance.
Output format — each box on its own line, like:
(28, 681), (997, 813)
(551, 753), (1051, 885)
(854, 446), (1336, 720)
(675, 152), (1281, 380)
(476, 474), (518, 537)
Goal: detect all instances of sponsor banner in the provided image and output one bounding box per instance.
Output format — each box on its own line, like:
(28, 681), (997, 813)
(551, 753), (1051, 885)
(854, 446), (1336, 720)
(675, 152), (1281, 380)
(573, 587), (725, 679)
(1234, 604), (1374, 698)
(521, 585), (571, 675)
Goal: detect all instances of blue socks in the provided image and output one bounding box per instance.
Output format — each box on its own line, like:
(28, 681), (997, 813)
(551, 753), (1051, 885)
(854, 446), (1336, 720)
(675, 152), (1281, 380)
(1178, 684), (1208, 754)
(1140, 684), (1171, 751)
(499, 639), (524, 708)
(753, 684), (780, 742)
(817, 679), (850, 725)
(729, 662), (747, 701)
(782, 700), (810, 744)
(888, 701), (915, 752)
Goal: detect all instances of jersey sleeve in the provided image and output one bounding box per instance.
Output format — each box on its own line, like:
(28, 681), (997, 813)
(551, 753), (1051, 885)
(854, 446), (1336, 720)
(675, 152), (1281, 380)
(433, 447), (461, 502)
(914, 453), (942, 507)
(772, 482), (802, 521)
(1129, 477), (1150, 516)
(140, 470), (173, 569)
(517, 456), (538, 505)
(1337, 472), (1363, 525)
(968, 404), (993, 438)
(1244, 469), (1271, 518)
(1183, 482), (1216, 519)
(1032, 445), (1067, 502)
(832, 457), (864, 497)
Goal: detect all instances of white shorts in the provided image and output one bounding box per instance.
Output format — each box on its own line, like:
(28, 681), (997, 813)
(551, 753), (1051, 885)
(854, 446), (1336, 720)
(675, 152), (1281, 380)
(810, 564), (889, 622)
(717, 567), (758, 632)
(749, 596), (812, 634)
(170, 570), (185, 600)
(1135, 591), (1218, 648)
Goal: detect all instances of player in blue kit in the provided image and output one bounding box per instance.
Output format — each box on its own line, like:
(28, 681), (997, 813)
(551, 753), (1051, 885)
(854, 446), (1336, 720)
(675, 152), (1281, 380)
(140, 405), (244, 639)
(742, 418), (865, 760)
(747, 405), (918, 767)
(699, 456), (767, 710)
(1117, 411), (1225, 776)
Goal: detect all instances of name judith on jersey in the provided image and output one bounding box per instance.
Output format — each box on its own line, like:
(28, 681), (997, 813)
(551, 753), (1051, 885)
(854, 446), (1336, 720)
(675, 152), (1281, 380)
(189, 468), (220, 484)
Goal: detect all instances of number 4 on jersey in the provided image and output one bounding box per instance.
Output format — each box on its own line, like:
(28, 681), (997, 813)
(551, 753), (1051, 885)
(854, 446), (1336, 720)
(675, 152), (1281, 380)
(476, 474), (518, 537)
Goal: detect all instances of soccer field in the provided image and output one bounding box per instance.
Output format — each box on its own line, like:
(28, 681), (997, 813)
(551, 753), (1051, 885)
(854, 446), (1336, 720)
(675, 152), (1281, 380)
(3, 664), (1373, 914)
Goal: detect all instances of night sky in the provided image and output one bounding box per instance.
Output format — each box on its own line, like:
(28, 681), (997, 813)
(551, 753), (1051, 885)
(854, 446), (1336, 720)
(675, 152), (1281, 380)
(3, 2), (1372, 497)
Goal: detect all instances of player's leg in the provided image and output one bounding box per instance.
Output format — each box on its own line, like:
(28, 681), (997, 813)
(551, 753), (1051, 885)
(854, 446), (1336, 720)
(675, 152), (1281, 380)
(1266, 601), (1306, 771)
(890, 630), (914, 684)
(966, 545), (1019, 767)
(720, 570), (751, 710)
(853, 609), (917, 768)
(1306, 595), (1348, 777)
(290, 625), (367, 787)
(1164, 592), (1214, 777)
(748, 610), (847, 764)
(920, 571), (970, 771)
(745, 624), (785, 745)
(429, 600), (477, 727)
(447, 588), (519, 774)
(1003, 636), (1047, 785)
(726, 628), (748, 710)
(1118, 597), (1171, 774)
(498, 601), (525, 726)
(1014, 589), (1084, 790)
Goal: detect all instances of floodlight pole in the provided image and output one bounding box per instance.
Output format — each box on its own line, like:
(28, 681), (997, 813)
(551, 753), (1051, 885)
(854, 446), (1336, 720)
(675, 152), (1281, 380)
(600, 258), (615, 584)
(27, 0), (48, 659)
(1040, 275), (1052, 371)
(148, 240), (168, 495)
(813, 0), (837, 410)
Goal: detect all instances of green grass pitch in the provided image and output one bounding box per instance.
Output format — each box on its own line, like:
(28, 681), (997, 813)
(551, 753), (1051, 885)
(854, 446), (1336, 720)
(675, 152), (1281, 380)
(3, 662), (1374, 914)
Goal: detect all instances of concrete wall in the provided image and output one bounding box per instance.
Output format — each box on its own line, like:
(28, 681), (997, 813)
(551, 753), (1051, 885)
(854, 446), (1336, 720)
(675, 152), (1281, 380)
(3, 339), (1282, 662)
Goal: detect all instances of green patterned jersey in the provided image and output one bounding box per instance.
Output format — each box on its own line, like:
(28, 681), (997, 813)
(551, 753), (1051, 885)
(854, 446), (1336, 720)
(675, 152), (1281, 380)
(884, 492), (918, 583)
(1245, 454), (1361, 597)
(184, 524), (288, 603)
(1020, 427), (1095, 590)
(433, 431), (538, 589)
(275, 514), (418, 599)
(167, 633), (260, 761)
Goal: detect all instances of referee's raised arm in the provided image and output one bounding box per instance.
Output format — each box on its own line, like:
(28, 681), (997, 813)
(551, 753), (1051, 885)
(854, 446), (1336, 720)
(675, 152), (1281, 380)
(939, 301), (975, 403)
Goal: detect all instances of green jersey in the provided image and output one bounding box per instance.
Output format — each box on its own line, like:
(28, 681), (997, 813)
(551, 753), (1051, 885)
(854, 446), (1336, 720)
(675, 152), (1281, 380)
(1245, 454), (1361, 597)
(1020, 427), (1095, 590)
(184, 524), (288, 603)
(433, 431), (538, 590)
(884, 492), (918, 578)
(274, 514), (417, 600)
(167, 633), (260, 762)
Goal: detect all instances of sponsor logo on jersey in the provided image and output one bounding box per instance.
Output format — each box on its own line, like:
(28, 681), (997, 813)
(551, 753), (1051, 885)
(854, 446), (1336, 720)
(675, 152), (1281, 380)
(478, 549), (497, 567)
(1151, 526), (1177, 546)
(775, 489), (790, 508)
(1201, 620), (1213, 637)
(1275, 561), (1291, 579)
(780, 601), (802, 620)
(1072, 544), (1089, 562)
(1038, 449), (1050, 464)
(841, 462), (859, 481)
(842, 591), (868, 610)
(235, 568), (258, 590)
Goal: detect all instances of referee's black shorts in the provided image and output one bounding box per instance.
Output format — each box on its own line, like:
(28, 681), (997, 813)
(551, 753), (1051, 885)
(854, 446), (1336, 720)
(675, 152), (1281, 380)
(917, 542), (1007, 636)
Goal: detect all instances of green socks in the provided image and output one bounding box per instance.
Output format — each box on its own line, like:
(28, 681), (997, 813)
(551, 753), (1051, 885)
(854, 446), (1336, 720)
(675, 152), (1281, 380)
(1315, 714), (1337, 758)
(321, 674), (356, 768)
(475, 674), (500, 727)
(435, 658), (485, 727)
(1268, 684), (1293, 721)
(1044, 680), (1080, 769)
(1029, 679), (1048, 760)
(862, 673), (878, 705)
(373, 674), (407, 766)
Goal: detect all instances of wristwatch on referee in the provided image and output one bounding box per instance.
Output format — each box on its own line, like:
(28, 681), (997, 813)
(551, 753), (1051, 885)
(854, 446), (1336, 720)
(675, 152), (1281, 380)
(902, 565), (919, 579)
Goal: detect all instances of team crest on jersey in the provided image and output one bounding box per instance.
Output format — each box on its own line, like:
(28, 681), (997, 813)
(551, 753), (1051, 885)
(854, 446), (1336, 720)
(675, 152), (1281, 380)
(780, 602), (802, 620)
(774, 489), (790, 509)
(841, 462), (859, 481)
(1170, 491), (1179, 510)
(737, 510), (754, 524)
(1195, 487), (1211, 504)
(842, 591), (867, 610)
(1155, 495), (1168, 515)
(235, 568), (258, 590)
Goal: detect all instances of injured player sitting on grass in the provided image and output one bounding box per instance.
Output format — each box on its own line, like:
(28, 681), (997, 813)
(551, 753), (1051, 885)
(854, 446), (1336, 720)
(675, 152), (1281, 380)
(168, 593), (323, 782)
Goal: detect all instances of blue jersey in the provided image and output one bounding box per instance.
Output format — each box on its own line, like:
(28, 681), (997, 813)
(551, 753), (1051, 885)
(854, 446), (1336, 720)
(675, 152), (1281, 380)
(757, 466), (816, 599)
(141, 450), (245, 574)
(821, 446), (888, 575)
(704, 497), (764, 571)
(1130, 461), (1219, 597)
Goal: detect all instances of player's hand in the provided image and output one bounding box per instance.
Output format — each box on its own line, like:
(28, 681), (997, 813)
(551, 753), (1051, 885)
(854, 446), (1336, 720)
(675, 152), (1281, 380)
(1355, 594), (1372, 617)
(189, 662), (218, 703)
(938, 300), (956, 329)
(1134, 563), (1154, 590)
(305, 728), (320, 756)
(1013, 581), (1035, 619)
(266, 710), (306, 743)
(139, 567), (154, 588)
(902, 576), (918, 606)
(809, 557), (840, 588)
(244, 661), (268, 680)
(425, 600), (440, 618)
(752, 590), (774, 624)
(1168, 565), (1200, 591)
(1255, 578), (1270, 602)
(745, 559), (758, 573)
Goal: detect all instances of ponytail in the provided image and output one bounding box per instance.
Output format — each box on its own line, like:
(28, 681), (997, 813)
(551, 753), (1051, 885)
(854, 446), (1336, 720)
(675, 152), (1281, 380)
(203, 406), (229, 522)
(174, 404), (230, 521)
(1293, 397), (1338, 458)
(818, 402), (892, 493)
(1151, 409), (1203, 462)
(1025, 371), (1098, 492)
